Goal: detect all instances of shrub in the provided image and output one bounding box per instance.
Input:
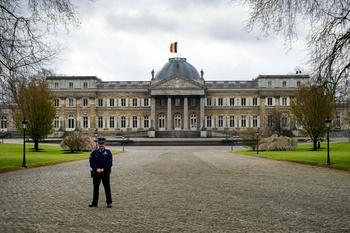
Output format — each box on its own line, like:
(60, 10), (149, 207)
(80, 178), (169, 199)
(259, 134), (297, 151)
(60, 132), (95, 153)
(240, 128), (262, 151)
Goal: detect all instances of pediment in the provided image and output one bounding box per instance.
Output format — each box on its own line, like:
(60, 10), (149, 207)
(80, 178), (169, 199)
(151, 74), (205, 90)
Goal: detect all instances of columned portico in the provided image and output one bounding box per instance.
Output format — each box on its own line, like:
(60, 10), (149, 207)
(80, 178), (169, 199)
(150, 74), (205, 134)
(147, 57), (206, 137)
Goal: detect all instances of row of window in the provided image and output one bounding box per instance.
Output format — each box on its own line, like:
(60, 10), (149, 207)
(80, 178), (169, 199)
(207, 97), (290, 106)
(54, 98), (150, 108)
(53, 82), (89, 90)
(52, 80), (302, 90)
(54, 97), (291, 108)
(54, 114), (291, 130)
(0, 114), (345, 130)
(265, 80), (301, 88)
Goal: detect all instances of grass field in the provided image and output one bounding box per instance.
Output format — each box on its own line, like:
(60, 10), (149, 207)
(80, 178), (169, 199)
(0, 143), (121, 173)
(235, 142), (350, 170)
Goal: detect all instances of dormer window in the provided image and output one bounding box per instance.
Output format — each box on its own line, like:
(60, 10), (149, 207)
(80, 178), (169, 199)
(282, 81), (287, 88)
(268, 81), (272, 88)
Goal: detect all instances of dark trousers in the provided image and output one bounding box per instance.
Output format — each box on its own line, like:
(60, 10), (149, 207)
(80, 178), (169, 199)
(92, 171), (112, 205)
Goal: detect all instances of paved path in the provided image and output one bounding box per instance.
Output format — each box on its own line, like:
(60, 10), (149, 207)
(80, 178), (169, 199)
(0, 146), (349, 232)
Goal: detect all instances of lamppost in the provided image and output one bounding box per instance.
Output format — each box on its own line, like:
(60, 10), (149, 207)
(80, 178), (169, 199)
(256, 128), (260, 155)
(231, 133), (234, 151)
(122, 136), (125, 152)
(94, 128), (98, 149)
(22, 118), (28, 168)
(325, 117), (331, 166)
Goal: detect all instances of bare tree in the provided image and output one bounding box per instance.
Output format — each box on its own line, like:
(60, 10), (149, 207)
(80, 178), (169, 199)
(233, 0), (350, 100)
(0, 0), (87, 96)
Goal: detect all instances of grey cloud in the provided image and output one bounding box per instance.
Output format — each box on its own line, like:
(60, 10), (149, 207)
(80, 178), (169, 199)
(105, 11), (178, 34)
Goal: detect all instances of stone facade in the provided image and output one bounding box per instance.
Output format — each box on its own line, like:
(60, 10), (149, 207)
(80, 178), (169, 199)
(45, 57), (311, 138)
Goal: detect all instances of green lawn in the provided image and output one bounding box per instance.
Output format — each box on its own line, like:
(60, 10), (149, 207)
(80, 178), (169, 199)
(0, 143), (121, 173)
(235, 142), (350, 170)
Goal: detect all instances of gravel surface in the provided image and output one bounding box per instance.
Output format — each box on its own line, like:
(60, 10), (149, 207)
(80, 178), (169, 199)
(0, 146), (349, 232)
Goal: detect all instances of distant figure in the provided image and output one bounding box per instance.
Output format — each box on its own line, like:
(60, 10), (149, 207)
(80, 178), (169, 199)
(89, 137), (113, 208)
(151, 69), (155, 80)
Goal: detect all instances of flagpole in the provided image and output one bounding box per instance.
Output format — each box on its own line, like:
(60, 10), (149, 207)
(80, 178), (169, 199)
(176, 41), (178, 58)
(178, 41), (179, 58)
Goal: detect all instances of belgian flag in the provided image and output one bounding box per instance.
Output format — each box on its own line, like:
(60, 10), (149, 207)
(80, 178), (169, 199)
(170, 42), (177, 53)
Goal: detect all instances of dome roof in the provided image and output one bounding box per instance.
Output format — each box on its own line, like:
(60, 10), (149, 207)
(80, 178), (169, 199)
(154, 58), (201, 81)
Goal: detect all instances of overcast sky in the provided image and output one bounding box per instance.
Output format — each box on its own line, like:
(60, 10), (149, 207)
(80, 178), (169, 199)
(51, 0), (310, 81)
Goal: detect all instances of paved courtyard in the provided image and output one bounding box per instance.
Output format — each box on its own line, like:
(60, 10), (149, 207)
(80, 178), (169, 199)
(0, 145), (349, 232)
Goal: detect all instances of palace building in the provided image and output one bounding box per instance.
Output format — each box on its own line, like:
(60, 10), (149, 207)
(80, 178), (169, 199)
(45, 57), (311, 138)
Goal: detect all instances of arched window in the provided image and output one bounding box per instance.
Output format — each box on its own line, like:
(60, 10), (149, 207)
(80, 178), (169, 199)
(174, 114), (181, 130)
(68, 114), (75, 129)
(190, 114), (197, 130)
(158, 114), (166, 130)
(281, 113), (289, 128)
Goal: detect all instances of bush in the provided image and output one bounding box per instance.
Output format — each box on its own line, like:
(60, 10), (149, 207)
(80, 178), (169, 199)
(60, 132), (95, 153)
(240, 128), (261, 151)
(259, 134), (297, 151)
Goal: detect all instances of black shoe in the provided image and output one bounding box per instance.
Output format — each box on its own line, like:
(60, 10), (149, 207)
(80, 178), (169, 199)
(88, 203), (97, 207)
(107, 204), (112, 208)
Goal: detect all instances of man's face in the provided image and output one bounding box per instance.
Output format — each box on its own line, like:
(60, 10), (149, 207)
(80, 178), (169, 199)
(98, 143), (105, 149)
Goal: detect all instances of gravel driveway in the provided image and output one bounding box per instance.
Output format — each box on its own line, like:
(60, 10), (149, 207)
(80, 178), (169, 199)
(0, 146), (349, 232)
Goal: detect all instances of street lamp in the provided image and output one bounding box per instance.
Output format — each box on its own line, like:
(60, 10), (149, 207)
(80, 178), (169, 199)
(256, 128), (260, 155)
(325, 117), (331, 166)
(94, 128), (98, 149)
(22, 118), (28, 168)
(122, 136), (125, 152)
(231, 133), (234, 151)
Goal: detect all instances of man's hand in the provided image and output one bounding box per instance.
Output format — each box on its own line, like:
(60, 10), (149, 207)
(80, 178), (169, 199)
(96, 168), (104, 173)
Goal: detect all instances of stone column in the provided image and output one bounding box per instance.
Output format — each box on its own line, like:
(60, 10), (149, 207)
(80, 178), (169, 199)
(150, 96), (156, 130)
(183, 96), (188, 130)
(167, 96), (172, 130)
(75, 97), (81, 130)
(260, 96), (266, 127)
(60, 97), (66, 129)
(200, 95), (205, 129)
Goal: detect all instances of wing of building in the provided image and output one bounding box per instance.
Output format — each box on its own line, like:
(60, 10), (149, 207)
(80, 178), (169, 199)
(44, 57), (313, 138)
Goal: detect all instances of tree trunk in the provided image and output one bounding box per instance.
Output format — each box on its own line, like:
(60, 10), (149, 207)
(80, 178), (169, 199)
(34, 139), (39, 151)
(313, 139), (317, 151)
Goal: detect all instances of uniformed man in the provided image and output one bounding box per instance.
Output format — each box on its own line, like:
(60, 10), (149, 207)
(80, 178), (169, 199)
(89, 137), (113, 208)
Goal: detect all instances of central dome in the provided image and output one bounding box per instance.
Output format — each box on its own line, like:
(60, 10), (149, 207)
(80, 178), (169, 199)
(154, 57), (201, 81)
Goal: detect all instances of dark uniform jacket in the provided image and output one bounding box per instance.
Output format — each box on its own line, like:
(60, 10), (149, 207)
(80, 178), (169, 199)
(89, 149), (113, 172)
